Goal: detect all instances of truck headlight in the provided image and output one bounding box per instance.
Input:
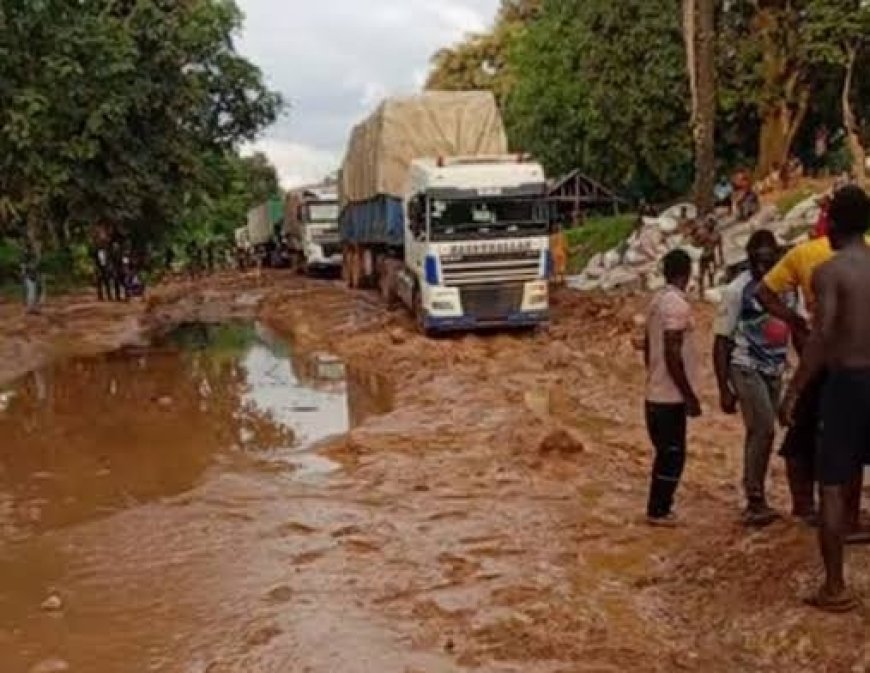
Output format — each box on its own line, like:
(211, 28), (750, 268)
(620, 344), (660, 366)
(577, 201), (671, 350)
(522, 281), (548, 310)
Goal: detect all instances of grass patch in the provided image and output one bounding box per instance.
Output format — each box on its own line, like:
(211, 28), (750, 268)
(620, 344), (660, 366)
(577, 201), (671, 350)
(565, 214), (637, 273)
(775, 188), (815, 217)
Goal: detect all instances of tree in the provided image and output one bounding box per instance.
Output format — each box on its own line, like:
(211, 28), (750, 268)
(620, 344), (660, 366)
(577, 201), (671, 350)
(803, 0), (870, 182)
(717, 0), (868, 179)
(177, 150), (281, 244)
(0, 0), (282, 254)
(684, 0), (716, 213)
(506, 0), (692, 199)
(425, 0), (541, 105)
(239, 153), (281, 205)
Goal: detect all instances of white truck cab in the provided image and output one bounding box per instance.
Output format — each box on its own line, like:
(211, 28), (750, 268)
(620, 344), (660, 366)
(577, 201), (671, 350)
(395, 156), (551, 331)
(286, 187), (342, 273)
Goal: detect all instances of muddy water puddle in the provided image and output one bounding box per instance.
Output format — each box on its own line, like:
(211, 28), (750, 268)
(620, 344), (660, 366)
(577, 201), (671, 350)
(0, 322), (393, 673)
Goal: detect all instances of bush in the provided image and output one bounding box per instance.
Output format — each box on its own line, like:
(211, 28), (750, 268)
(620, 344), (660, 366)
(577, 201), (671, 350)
(565, 214), (637, 273)
(0, 239), (23, 284)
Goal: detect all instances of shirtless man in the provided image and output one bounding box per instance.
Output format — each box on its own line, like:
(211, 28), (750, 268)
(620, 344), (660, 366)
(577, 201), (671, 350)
(780, 185), (870, 613)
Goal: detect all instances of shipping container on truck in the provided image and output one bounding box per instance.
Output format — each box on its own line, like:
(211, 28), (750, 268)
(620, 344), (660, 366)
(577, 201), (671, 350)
(338, 91), (552, 334)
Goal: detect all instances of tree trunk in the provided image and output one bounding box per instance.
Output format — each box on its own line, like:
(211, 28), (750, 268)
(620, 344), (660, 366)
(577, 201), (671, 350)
(843, 46), (867, 184)
(753, 7), (809, 179)
(683, 0), (716, 214)
(694, 0), (716, 214)
(25, 209), (42, 256)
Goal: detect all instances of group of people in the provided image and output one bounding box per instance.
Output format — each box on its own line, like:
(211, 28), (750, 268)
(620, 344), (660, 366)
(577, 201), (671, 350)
(91, 240), (144, 302)
(714, 170), (762, 222)
(642, 184), (870, 613)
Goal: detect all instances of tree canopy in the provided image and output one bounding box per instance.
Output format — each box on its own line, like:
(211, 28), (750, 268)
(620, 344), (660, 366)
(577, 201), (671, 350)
(425, 0), (870, 201)
(507, 0), (693, 200)
(0, 0), (283, 254)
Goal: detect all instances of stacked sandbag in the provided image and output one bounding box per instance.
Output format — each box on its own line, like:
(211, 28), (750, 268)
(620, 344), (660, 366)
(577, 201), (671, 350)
(568, 191), (826, 304)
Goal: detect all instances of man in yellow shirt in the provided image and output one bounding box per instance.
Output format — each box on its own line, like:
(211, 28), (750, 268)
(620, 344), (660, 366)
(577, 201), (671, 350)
(758, 230), (870, 531)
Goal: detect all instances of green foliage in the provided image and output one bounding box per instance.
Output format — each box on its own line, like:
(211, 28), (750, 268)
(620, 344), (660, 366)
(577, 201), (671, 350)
(0, 0), (283, 255)
(426, 0), (870, 199)
(176, 150), (281, 245)
(506, 0), (692, 200)
(0, 238), (23, 284)
(425, 0), (541, 104)
(565, 214), (636, 273)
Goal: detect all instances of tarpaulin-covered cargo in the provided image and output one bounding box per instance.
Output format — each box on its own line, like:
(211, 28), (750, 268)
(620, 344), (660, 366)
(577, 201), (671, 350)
(339, 91), (508, 206)
(338, 91), (508, 247)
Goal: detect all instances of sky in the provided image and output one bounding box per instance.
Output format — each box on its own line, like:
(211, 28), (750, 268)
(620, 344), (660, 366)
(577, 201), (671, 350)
(236, 0), (500, 189)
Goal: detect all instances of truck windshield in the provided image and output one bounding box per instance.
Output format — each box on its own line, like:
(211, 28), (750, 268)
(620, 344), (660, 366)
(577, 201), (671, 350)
(428, 198), (549, 241)
(306, 202), (339, 223)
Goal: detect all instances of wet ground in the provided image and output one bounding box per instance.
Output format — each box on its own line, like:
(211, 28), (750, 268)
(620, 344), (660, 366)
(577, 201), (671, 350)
(1, 273), (869, 672)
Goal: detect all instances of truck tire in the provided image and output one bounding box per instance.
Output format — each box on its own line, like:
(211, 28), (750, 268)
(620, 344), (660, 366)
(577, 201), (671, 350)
(342, 248), (353, 288)
(351, 248), (362, 289)
(413, 288), (433, 337)
(361, 248), (375, 289)
(293, 252), (305, 275)
(344, 247), (360, 289)
(377, 257), (397, 309)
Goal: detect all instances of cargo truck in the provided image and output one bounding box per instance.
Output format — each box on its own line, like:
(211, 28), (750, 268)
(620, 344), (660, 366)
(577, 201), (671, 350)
(339, 91), (551, 334)
(284, 186), (342, 274)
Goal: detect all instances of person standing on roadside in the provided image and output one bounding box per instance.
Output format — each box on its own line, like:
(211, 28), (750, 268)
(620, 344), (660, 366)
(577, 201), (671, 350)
(714, 231), (795, 526)
(643, 249), (701, 527)
(206, 241), (215, 275)
(779, 185), (870, 613)
(108, 238), (124, 301)
(757, 207), (870, 528)
(92, 242), (112, 301)
(20, 247), (42, 314)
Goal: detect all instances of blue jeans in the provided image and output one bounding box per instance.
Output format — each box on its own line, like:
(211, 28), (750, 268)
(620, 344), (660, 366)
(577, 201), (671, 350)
(731, 365), (781, 505)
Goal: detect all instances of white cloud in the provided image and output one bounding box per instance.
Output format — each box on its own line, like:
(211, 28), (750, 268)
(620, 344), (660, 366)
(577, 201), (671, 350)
(235, 0), (499, 189)
(243, 139), (339, 190)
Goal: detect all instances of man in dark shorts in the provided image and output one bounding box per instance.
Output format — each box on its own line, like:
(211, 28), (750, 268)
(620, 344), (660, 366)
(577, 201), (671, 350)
(780, 185), (870, 613)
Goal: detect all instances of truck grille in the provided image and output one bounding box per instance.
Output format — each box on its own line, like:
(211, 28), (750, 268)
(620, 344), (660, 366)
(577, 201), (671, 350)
(321, 243), (341, 257)
(441, 255), (540, 286)
(459, 284), (523, 321)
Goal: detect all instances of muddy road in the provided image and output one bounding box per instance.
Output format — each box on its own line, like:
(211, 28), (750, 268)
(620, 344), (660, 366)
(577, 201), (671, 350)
(1, 272), (868, 673)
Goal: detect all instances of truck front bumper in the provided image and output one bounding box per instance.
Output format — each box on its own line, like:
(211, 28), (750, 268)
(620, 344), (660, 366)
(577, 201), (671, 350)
(422, 310), (549, 332)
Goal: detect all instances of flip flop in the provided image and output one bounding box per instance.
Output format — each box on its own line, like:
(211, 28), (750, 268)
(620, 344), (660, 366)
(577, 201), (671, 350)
(803, 589), (861, 614)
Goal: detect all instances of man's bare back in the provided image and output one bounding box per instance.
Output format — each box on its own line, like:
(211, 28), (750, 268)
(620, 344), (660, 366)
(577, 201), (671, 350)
(814, 244), (870, 370)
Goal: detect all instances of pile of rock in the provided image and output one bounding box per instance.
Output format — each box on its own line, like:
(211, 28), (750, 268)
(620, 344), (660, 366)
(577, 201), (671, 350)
(567, 194), (822, 303)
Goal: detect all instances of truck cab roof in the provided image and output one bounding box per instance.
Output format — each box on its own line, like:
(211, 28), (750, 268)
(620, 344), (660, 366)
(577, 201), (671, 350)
(409, 156), (546, 199)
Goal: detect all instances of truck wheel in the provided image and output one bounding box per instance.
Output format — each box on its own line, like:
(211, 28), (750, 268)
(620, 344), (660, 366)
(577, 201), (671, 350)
(413, 289), (432, 337)
(344, 247), (359, 289)
(350, 248), (362, 289)
(342, 248), (352, 287)
(378, 259), (397, 309)
(361, 248), (375, 289)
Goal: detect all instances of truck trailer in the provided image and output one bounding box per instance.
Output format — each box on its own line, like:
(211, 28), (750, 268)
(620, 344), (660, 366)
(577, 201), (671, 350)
(338, 91), (551, 334)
